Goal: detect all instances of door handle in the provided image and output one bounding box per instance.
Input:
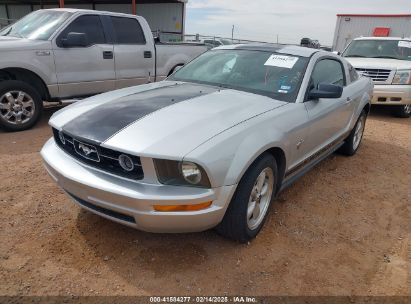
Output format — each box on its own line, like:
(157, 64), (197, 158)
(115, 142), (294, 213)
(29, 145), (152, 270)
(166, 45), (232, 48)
(103, 51), (113, 59)
(345, 97), (352, 104)
(144, 51), (152, 59)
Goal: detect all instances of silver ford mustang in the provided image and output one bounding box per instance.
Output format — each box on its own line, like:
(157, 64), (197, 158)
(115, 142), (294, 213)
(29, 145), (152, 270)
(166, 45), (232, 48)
(41, 44), (373, 242)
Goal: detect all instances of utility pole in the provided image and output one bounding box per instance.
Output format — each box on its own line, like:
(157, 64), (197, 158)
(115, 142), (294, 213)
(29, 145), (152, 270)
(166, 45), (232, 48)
(231, 25), (235, 42)
(276, 34), (279, 44)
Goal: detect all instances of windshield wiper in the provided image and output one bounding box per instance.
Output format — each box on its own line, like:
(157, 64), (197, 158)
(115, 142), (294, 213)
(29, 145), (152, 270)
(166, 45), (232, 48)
(371, 56), (399, 59)
(1, 27), (12, 36)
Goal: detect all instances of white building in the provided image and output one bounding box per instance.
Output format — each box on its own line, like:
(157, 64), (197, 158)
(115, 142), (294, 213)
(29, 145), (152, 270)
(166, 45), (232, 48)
(0, 0), (187, 41)
(332, 14), (411, 52)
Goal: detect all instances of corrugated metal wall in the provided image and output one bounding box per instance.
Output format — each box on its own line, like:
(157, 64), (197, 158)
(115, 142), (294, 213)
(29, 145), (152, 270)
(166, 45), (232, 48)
(94, 4), (132, 14)
(7, 4), (31, 20)
(0, 5), (7, 28)
(333, 16), (411, 52)
(139, 3), (183, 34)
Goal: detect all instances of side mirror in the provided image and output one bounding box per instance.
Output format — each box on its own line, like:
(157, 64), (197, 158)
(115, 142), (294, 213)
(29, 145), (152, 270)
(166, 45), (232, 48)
(62, 32), (88, 48)
(332, 51), (341, 55)
(308, 83), (343, 99)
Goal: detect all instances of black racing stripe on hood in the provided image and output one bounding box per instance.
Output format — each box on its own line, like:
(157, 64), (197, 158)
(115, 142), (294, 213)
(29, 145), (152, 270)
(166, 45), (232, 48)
(62, 83), (219, 143)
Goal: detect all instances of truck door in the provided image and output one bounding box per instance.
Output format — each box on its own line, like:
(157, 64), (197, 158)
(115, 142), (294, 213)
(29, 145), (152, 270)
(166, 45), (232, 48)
(52, 14), (115, 98)
(304, 58), (352, 155)
(108, 16), (155, 89)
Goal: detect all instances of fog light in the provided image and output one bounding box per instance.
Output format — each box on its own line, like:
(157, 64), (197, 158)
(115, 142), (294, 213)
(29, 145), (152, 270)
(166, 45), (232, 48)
(153, 201), (212, 212)
(119, 154), (134, 171)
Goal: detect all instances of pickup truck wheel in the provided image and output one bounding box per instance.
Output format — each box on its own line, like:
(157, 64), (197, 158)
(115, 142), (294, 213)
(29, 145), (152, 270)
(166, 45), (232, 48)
(0, 81), (42, 132)
(338, 111), (367, 156)
(216, 154), (277, 243)
(393, 105), (411, 118)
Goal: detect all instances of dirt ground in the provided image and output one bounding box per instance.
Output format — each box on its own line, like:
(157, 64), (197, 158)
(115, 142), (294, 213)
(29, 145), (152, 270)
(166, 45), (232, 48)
(0, 106), (410, 297)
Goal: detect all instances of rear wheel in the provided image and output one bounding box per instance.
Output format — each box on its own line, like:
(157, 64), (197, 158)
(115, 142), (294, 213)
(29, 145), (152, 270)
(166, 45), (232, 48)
(0, 80), (43, 131)
(216, 154), (277, 243)
(393, 104), (411, 118)
(338, 111), (367, 156)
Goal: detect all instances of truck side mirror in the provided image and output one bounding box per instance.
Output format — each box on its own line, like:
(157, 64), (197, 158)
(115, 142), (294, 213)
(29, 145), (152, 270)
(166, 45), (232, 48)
(62, 32), (89, 48)
(308, 83), (343, 99)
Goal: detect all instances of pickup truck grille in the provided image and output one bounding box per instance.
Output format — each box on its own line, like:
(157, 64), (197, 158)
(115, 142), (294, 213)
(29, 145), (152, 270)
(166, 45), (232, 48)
(355, 68), (392, 83)
(52, 128), (144, 180)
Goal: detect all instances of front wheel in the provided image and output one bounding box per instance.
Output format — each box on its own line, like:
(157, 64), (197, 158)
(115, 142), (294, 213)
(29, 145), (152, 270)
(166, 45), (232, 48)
(216, 154), (277, 243)
(0, 80), (43, 132)
(338, 111), (367, 156)
(393, 104), (411, 118)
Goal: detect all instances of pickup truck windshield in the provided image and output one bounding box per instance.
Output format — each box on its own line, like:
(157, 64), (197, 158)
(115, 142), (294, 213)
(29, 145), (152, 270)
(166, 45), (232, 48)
(169, 49), (309, 102)
(343, 40), (411, 61)
(0, 10), (72, 40)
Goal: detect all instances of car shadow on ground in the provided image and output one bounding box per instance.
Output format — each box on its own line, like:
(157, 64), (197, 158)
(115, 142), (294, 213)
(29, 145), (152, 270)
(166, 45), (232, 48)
(368, 105), (411, 126)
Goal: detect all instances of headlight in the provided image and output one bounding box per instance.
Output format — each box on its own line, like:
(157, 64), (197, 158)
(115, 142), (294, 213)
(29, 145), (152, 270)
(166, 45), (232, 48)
(154, 159), (211, 188)
(181, 161), (202, 185)
(392, 70), (411, 84)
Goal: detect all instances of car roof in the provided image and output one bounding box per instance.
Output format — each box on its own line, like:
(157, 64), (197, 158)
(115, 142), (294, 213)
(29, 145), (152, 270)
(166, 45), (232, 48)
(215, 43), (322, 57)
(43, 8), (138, 18)
(353, 36), (411, 41)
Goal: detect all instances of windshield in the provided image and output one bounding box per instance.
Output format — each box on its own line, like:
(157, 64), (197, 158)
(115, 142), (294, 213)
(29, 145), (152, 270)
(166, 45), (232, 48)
(169, 49), (309, 102)
(343, 39), (411, 61)
(0, 10), (72, 40)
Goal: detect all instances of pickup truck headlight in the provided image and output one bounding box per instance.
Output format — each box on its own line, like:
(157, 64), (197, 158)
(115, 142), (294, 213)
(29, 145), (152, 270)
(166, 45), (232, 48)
(154, 159), (211, 188)
(392, 70), (411, 85)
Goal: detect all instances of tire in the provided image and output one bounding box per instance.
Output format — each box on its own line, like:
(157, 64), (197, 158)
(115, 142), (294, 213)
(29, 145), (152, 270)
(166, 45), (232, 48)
(393, 105), (411, 118)
(338, 111), (367, 156)
(216, 153), (278, 243)
(0, 80), (43, 132)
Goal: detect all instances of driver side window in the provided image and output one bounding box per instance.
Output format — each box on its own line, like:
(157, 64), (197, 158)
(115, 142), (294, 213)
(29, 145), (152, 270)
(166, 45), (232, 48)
(57, 15), (106, 47)
(311, 59), (346, 88)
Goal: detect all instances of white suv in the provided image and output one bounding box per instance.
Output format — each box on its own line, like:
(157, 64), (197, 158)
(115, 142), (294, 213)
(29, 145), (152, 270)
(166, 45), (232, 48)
(343, 37), (411, 118)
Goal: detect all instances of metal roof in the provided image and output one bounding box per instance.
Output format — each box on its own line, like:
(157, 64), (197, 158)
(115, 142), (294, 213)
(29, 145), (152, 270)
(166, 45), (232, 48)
(337, 14), (411, 17)
(0, 0), (186, 4)
(353, 36), (411, 41)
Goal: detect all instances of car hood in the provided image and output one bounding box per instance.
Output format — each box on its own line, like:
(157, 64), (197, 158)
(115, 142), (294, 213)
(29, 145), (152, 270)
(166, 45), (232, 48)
(345, 57), (411, 70)
(50, 81), (287, 159)
(0, 36), (51, 51)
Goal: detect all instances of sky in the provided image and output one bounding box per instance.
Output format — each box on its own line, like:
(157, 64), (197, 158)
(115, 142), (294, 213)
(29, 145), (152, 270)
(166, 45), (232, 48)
(185, 0), (411, 46)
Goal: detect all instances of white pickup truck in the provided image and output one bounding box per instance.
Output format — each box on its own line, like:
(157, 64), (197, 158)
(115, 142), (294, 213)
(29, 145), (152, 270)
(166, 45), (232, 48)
(343, 37), (411, 118)
(0, 9), (207, 131)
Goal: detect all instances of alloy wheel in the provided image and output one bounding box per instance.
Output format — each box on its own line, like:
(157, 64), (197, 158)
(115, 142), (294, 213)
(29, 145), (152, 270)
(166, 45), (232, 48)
(0, 91), (35, 125)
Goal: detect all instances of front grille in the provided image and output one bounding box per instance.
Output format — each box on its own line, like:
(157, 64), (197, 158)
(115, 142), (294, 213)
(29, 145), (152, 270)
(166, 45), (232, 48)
(355, 68), (392, 82)
(68, 192), (136, 224)
(53, 128), (144, 180)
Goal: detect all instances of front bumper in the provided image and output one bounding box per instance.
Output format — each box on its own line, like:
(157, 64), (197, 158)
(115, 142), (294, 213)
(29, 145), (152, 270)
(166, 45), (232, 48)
(41, 138), (236, 233)
(371, 84), (411, 105)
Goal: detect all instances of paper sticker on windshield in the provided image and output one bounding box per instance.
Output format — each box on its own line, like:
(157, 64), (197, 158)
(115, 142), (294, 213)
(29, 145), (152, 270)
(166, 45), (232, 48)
(264, 54), (299, 69)
(398, 41), (411, 48)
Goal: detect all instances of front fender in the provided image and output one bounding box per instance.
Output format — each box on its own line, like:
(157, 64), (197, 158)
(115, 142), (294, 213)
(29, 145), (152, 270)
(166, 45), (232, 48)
(0, 52), (56, 85)
(184, 113), (288, 188)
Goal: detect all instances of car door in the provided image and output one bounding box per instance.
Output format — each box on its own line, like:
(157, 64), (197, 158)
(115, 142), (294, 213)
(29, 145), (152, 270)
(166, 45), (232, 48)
(53, 14), (115, 98)
(109, 16), (155, 89)
(303, 57), (352, 155)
